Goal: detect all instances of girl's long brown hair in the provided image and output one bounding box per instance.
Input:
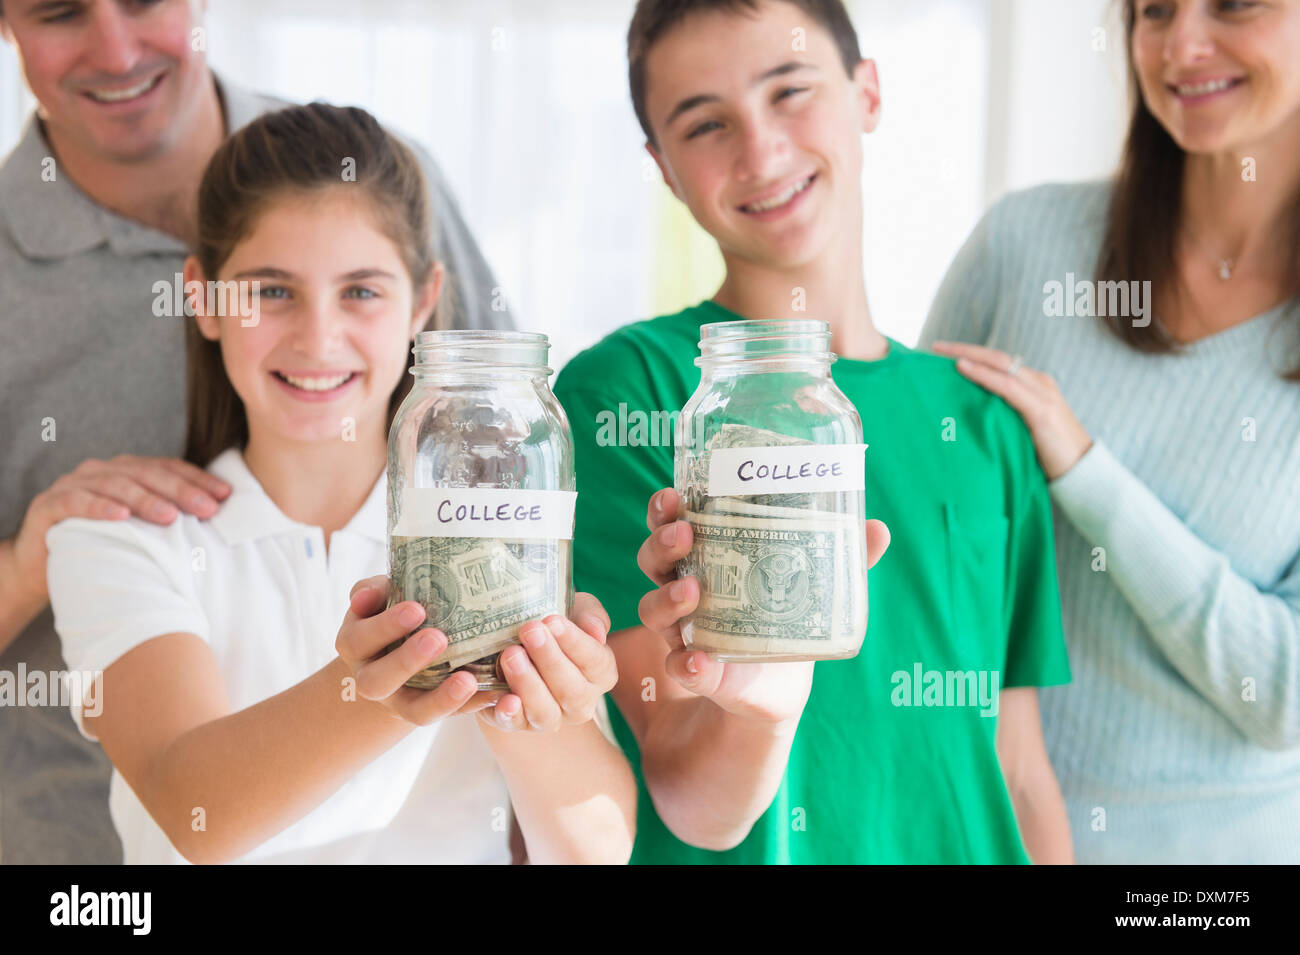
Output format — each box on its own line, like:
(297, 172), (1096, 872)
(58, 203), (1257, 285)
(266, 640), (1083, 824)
(1097, 0), (1300, 379)
(184, 103), (447, 466)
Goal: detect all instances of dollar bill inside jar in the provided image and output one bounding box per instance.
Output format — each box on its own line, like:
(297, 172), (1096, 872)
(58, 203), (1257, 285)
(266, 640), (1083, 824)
(677, 423), (867, 662)
(387, 535), (570, 690)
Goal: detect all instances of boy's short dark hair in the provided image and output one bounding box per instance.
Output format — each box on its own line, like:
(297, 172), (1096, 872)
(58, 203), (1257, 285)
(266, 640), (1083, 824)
(628, 0), (862, 146)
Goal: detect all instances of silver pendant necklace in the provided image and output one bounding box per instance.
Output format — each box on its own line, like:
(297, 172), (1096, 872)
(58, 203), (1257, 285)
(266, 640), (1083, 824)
(1186, 228), (1239, 282)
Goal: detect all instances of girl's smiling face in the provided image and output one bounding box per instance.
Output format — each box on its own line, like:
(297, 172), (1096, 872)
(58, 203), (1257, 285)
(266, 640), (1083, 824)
(188, 188), (439, 448)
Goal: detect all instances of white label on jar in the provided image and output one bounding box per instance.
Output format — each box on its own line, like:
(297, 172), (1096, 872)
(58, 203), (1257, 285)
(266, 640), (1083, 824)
(707, 444), (867, 497)
(394, 488), (577, 539)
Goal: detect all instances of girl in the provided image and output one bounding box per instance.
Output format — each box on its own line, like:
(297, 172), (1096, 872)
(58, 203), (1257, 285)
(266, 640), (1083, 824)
(922, 0), (1300, 862)
(46, 103), (635, 865)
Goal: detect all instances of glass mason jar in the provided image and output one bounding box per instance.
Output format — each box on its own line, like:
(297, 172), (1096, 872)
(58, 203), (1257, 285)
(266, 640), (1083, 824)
(674, 319), (868, 663)
(387, 330), (576, 691)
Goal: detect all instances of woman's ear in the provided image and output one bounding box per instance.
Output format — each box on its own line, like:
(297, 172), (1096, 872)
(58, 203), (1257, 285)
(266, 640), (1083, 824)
(411, 262), (445, 336)
(184, 256), (221, 342)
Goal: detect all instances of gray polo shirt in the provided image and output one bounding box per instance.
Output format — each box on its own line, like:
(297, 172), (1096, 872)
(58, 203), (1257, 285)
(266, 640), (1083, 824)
(0, 74), (513, 863)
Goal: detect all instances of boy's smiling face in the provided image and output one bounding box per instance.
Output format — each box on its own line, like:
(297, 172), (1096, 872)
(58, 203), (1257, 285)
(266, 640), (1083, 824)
(642, 0), (879, 271)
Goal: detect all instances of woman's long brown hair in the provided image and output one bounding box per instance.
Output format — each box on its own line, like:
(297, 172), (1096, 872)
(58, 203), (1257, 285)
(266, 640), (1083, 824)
(1096, 0), (1300, 378)
(184, 103), (448, 466)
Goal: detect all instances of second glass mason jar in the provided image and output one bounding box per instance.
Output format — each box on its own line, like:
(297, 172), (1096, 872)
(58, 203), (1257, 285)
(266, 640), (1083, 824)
(675, 319), (868, 663)
(387, 330), (576, 691)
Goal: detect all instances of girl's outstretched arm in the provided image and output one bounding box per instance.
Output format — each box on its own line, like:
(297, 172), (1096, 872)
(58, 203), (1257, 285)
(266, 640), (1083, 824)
(474, 597), (636, 864)
(85, 582), (478, 865)
(480, 719), (636, 865)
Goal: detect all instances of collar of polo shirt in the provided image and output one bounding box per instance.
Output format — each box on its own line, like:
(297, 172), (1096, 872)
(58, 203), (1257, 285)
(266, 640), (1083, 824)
(205, 448), (387, 549)
(0, 72), (268, 261)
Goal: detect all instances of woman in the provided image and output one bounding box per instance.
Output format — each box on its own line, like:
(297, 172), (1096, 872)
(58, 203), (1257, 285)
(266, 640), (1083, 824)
(921, 0), (1300, 862)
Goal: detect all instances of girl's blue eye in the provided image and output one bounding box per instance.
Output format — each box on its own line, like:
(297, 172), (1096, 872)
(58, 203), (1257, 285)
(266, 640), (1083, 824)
(345, 287), (379, 300)
(775, 87), (808, 102)
(1139, 2), (1172, 20)
(257, 286), (289, 300)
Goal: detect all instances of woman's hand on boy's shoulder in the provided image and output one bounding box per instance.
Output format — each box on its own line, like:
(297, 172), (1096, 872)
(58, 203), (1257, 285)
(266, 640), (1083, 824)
(476, 592), (617, 734)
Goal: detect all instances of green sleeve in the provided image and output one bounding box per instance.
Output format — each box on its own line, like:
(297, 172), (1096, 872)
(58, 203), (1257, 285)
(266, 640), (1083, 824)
(555, 382), (675, 634)
(1001, 429), (1072, 689)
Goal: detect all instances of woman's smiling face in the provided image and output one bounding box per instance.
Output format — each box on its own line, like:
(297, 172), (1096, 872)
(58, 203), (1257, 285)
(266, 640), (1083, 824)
(192, 188), (437, 448)
(1132, 0), (1300, 154)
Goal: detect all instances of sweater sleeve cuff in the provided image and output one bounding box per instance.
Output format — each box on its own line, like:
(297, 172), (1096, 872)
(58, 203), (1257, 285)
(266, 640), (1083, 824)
(1047, 440), (1125, 542)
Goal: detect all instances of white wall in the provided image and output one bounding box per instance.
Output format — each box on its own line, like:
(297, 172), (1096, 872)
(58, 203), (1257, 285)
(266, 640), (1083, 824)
(854, 0), (991, 346)
(0, 29), (36, 145)
(986, 0), (1129, 201)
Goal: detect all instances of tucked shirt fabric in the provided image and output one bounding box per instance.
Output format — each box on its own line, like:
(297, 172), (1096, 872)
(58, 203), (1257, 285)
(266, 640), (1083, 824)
(920, 180), (1300, 863)
(554, 299), (1070, 864)
(0, 72), (513, 863)
(45, 448), (512, 865)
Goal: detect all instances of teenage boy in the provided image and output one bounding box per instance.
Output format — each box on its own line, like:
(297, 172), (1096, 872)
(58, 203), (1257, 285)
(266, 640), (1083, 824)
(0, 0), (509, 863)
(554, 0), (1074, 863)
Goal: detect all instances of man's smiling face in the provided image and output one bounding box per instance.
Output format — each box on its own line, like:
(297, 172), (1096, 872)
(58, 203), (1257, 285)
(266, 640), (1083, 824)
(1, 0), (210, 163)
(642, 0), (879, 271)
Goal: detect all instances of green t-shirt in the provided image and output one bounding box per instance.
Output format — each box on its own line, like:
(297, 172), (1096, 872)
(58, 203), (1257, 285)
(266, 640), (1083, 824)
(554, 300), (1070, 864)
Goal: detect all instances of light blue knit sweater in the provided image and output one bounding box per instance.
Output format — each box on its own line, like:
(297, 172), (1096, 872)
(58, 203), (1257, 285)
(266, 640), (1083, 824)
(921, 181), (1300, 863)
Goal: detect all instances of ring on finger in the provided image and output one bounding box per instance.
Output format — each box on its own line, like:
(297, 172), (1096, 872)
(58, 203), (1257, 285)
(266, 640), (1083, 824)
(1007, 355), (1026, 377)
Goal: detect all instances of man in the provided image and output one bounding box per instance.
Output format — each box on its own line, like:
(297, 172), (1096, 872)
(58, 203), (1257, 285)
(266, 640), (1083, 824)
(554, 0), (1074, 863)
(0, 0), (511, 863)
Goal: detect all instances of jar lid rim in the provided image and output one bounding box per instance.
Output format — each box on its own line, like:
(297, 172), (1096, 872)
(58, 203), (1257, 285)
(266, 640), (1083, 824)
(699, 319), (830, 339)
(415, 330), (550, 345)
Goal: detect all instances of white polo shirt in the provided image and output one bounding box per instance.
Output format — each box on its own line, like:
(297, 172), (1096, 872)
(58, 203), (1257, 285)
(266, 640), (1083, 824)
(46, 448), (512, 865)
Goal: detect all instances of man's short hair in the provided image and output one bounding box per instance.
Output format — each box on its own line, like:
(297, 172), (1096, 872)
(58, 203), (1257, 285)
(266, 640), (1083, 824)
(627, 0), (862, 146)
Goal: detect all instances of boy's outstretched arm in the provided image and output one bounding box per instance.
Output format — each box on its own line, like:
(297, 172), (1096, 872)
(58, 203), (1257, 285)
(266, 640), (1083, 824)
(609, 488), (890, 852)
(996, 686), (1074, 864)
